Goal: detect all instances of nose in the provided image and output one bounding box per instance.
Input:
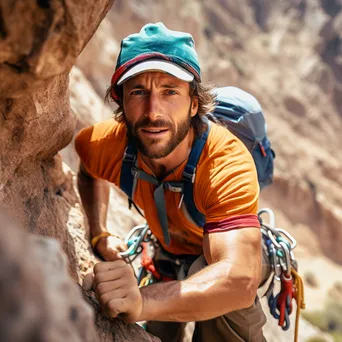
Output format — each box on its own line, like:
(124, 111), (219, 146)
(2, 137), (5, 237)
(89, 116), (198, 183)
(145, 92), (162, 121)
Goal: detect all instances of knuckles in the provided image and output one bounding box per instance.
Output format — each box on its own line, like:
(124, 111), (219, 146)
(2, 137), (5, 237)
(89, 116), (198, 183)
(94, 272), (104, 284)
(107, 299), (124, 317)
(124, 263), (134, 275)
(99, 292), (110, 305)
(96, 282), (107, 294)
(93, 262), (104, 273)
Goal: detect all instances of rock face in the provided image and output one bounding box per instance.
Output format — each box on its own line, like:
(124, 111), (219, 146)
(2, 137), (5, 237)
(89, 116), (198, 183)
(0, 209), (97, 342)
(0, 1), (159, 341)
(0, 0), (114, 272)
(0, 209), (159, 342)
(0, 0), (112, 235)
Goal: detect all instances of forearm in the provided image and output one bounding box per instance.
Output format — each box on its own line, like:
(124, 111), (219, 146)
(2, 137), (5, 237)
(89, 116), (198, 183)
(77, 165), (110, 237)
(139, 258), (259, 322)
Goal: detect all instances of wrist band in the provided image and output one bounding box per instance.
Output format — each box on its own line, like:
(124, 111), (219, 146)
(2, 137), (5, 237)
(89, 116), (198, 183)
(91, 232), (113, 249)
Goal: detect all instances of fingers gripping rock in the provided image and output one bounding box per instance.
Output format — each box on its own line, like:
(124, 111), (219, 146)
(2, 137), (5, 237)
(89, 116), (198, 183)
(83, 272), (95, 291)
(93, 261), (143, 322)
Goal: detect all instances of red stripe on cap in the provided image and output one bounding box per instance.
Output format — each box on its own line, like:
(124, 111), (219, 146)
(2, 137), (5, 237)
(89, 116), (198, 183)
(203, 214), (260, 234)
(111, 53), (171, 86)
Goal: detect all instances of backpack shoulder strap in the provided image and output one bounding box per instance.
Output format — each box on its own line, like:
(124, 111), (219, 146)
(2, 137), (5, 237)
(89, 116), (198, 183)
(120, 120), (211, 228)
(182, 119), (211, 227)
(120, 141), (137, 199)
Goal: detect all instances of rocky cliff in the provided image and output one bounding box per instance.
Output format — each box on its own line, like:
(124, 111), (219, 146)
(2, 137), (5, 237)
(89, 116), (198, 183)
(0, 1), (158, 341)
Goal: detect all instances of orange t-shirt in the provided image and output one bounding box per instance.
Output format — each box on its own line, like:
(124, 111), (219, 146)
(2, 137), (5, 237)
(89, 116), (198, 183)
(75, 118), (260, 255)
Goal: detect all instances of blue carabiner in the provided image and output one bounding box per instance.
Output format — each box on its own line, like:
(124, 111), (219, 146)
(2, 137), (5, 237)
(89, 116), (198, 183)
(270, 293), (280, 319)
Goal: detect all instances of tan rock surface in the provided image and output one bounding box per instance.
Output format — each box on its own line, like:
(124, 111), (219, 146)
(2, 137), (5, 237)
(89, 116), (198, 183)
(0, 0), (114, 252)
(61, 66), (143, 236)
(0, 0), (159, 340)
(0, 209), (97, 342)
(0, 208), (159, 342)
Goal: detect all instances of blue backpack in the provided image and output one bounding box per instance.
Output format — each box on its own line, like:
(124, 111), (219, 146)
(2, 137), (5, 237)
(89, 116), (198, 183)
(120, 86), (275, 244)
(210, 86), (275, 190)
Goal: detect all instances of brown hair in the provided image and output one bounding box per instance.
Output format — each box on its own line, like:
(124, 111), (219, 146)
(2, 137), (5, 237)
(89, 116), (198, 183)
(105, 80), (216, 136)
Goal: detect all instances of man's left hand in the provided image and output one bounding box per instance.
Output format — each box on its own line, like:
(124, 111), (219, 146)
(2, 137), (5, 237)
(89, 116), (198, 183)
(83, 260), (143, 323)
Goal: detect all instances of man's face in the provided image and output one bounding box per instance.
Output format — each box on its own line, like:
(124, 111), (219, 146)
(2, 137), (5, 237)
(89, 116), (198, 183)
(122, 71), (198, 159)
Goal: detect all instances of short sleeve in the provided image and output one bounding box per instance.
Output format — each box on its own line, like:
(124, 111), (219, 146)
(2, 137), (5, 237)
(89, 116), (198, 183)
(74, 119), (127, 185)
(194, 124), (260, 231)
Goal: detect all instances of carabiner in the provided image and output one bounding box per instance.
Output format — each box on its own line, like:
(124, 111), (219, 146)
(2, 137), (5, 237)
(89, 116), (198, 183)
(277, 228), (297, 250)
(271, 245), (282, 280)
(120, 223), (150, 258)
(258, 208), (276, 228)
(267, 228), (282, 249)
(279, 241), (292, 277)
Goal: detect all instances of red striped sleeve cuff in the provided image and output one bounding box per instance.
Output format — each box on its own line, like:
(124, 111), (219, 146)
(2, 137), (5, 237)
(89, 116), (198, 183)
(203, 214), (260, 234)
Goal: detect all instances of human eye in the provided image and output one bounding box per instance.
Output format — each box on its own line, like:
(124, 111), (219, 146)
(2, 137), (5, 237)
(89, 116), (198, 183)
(130, 89), (147, 96)
(163, 89), (178, 96)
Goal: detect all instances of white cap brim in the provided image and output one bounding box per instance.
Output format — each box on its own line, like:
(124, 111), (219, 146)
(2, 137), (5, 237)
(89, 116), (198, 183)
(117, 60), (195, 85)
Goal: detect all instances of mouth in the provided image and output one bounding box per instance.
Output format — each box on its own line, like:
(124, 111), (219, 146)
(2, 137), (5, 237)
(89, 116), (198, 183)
(141, 128), (169, 136)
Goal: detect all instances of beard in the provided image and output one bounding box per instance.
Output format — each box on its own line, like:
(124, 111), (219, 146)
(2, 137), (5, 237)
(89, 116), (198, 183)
(124, 108), (192, 159)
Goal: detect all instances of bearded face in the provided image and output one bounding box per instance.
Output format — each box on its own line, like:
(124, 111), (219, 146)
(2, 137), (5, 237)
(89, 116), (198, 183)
(122, 72), (198, 159)
(124, 108), (192, 159)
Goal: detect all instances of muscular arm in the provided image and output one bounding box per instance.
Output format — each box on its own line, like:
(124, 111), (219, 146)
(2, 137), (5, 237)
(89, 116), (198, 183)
(77, 163), (110, 238)
(139, 227), (262, 322)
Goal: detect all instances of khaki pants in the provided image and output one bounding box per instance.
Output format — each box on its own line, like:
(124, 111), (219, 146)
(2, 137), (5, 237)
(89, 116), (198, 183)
(146, 249), (270, 342)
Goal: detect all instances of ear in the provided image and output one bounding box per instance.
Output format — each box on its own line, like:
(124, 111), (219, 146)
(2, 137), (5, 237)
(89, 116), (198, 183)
(190, 97), (199, 118)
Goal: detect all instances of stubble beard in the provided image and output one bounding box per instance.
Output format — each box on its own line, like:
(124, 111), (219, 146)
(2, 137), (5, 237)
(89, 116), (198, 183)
(124, 109), (192, 159)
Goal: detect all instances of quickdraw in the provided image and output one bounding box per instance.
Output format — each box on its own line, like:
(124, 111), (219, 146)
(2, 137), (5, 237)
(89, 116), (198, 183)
(258, 208), (306, 342)
(118, 222), (166, 286)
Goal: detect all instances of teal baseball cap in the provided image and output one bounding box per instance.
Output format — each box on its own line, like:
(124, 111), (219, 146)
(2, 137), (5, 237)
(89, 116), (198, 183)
(110, 22), (201, 100)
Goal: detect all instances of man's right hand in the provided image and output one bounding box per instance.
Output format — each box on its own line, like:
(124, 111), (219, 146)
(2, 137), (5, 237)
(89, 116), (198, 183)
(95, 235), (128, 261)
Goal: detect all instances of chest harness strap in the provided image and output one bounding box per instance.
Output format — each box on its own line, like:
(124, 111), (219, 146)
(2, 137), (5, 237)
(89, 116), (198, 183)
(131, 167), (184, 246)
(119, 120), (211, 246)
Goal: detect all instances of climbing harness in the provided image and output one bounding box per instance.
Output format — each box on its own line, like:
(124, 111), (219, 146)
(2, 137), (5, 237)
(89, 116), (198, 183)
(259, 208), (305, 342)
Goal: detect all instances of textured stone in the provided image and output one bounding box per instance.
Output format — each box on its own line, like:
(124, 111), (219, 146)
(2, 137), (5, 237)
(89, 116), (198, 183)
(0, 0), (159, 340)
(0, 209), (97, 342)
(0, 0), (115, 239)
(0, 209), (159, 342)
(0, 0), (114, 96)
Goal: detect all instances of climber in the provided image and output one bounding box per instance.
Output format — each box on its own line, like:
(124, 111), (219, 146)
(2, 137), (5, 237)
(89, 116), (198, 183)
(76, 22), (270, 342)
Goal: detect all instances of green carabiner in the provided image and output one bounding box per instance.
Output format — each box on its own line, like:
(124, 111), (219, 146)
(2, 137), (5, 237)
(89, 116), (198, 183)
(276, 237), (291, 249)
